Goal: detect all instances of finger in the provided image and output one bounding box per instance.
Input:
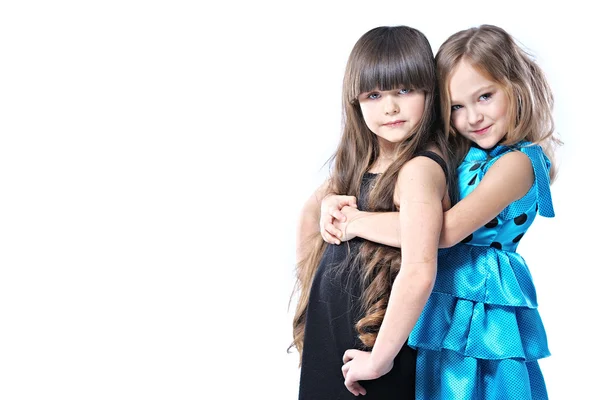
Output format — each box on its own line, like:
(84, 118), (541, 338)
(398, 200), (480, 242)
(343, 349), (356, 364)
(328, 207), (345, 224)
(331, 208), (346, 222)
(338, 195), (357, 204)
(345, 379), (364, 397)
(355, 382), (366, 396)
(319, 215), (329, 235)
(346, 196), (358, 208)
(341, 362), (350, 379)
(322, 231), (339, 245)
(325, 223), (342, 240)
(344, 380), (359, 396)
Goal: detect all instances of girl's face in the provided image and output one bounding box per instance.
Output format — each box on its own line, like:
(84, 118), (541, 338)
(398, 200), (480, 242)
(448, 60), (509, 149)
(358, 88), (425, 148)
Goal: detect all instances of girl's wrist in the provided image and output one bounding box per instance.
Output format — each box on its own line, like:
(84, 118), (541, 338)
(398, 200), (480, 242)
(345, 214), (356, 238)
(346, 210), (366, 239)
(368, 349), (393, 377)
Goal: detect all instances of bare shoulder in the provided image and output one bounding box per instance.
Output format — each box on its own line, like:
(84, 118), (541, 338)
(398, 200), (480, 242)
(398, 146), (447, 180)
(496, 149), (532, 165)
(393, 153), (447, 206)
(397, 153), (446, 187)
(478, 149), (534, 198)
(489, 150), (533, 179)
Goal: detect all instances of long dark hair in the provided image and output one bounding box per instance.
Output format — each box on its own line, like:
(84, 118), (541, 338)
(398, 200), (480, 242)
(291, 26), (450, 360)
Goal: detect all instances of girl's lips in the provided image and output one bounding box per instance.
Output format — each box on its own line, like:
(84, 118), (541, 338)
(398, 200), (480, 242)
(384, 120), (406, 127)
(473, 125), (491, 135)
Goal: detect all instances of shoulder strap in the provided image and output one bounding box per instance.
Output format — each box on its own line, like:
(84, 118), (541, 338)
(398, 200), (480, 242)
(414, 150), (449, 182)
(520, 145), (555, 217)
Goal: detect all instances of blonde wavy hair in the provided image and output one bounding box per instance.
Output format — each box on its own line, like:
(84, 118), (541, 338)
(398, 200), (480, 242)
(436, 24), (562, 181)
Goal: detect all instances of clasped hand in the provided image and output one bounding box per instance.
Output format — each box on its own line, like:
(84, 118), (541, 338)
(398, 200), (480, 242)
(319, 194), (359, 244)
(341, 349), (393, 396)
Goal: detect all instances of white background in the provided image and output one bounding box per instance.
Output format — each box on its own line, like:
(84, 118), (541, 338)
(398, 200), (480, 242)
(0, 1), (597, 399)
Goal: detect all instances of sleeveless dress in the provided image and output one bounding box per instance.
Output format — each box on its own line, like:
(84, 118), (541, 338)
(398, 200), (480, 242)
(408, 142), (554, 399)
(299, 152), (448, 400)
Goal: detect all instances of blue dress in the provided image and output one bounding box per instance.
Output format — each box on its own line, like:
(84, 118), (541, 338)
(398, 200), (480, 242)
(408, 142), (554, 399)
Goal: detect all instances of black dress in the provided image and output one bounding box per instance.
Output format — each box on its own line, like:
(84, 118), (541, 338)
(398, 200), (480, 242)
(298, 152), (448, 400)
(298, 172), (414, 400)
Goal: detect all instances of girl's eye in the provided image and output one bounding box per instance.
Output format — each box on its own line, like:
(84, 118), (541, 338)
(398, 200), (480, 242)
(479, 93), (492, 101)
(399, 88), (411, 95)
(451, 105), (463, 111)
(368, 92), (380, 100)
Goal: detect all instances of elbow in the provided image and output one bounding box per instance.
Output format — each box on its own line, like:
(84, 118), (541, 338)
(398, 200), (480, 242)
(403, 263), (436, 292)
(420, 272), (436, 293)
(438, 239), (453, 249)
(438, 232), (459, 249)
(413, 274), (435, 299)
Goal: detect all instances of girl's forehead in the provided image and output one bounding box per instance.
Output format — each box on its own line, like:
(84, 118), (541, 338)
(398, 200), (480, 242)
(448, 61), (498, 94)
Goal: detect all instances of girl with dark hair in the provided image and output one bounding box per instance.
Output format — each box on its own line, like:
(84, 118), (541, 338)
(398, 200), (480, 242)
(290, 25), (452, 399)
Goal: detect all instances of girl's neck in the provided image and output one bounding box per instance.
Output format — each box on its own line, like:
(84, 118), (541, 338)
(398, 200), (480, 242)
(369, 154), (394, 174)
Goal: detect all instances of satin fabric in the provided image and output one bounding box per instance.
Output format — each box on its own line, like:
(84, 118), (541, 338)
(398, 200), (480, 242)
(408, 142), (553, 399)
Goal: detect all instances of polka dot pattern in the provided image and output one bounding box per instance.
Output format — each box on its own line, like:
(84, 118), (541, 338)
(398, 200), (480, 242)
(409, 142), (555, 399)
(485, 217), (499, 228)
(460, 234), (473, 244)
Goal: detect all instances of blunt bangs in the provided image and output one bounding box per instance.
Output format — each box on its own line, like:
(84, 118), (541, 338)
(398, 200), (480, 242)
(348, 28), (435, 101)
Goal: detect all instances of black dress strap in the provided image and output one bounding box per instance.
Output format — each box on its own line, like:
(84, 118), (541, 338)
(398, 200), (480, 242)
(414, 150), (449, 182)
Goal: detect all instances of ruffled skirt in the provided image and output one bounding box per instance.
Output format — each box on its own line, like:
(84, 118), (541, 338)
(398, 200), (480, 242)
(408, 245), (550, 399)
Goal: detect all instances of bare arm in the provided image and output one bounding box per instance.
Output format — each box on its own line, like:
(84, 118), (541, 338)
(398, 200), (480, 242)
(439, 151), (533, 247)
(367, 155), (445, 372)
(339, 151), (533, 248)
(342, 210), (401, 247)
(340, 156), (445, 395)
(296, 179), (330, 264)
